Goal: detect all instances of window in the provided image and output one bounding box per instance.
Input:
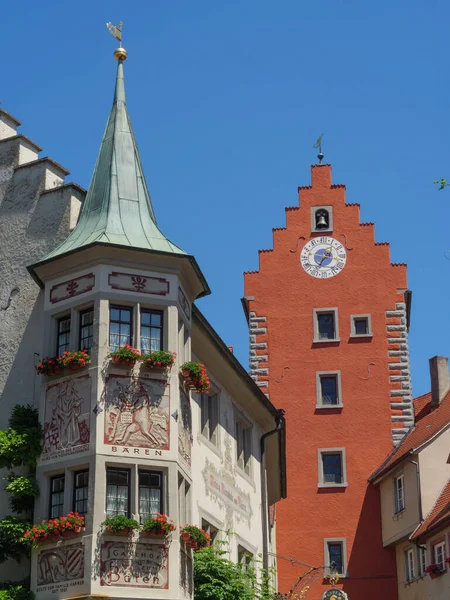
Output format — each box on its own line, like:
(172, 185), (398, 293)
(202, 519), (219, 544)
(56, 316), (71, 356)
(139, 471), (162, 523)
(394, 475), (405, 513)
(200, 392), (219, 447)
(350, 314), (372, 337)
(236, 417), (252, 476)
(109, 306), (132, 351)
(49, 474), (65, 518)
(178, 474), (191, 526)
(140, 309), (163, 353)
(318, 449), (347, 487)
(405, 548), (415, 582)
(316, 372), (342, 407)
(73, 470), (89, 516)
(238, 545), (254, 571)
(79, 309), (94, 352)
(418, 546), (426, 577)
(313, 309), (339, 342)
(434, 541), (446, 571)
(324, 539), (346, 576)
(106, 468), (130, 517)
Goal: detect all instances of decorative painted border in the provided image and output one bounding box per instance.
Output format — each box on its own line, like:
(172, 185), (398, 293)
(386, 302), (413, 445)
(49, 273), (95, 304)
(108, 272), (169, 296)
(249, 311), (269, 397)
(178, 286), (191, 321)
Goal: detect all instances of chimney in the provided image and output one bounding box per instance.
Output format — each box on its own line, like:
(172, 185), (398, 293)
(429, 356), (450, 408)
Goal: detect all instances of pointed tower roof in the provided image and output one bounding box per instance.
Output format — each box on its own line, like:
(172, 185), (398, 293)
(42, 60), (184, 259)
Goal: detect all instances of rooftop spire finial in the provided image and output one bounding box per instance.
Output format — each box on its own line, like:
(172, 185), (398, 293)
(313, 133), (324, 164)
(106, 20), (127, 61)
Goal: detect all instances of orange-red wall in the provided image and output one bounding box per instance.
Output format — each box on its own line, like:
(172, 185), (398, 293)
(244, 165), (405, 599)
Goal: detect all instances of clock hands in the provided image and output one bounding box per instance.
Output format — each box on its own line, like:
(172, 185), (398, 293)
(318, 247), (333, 266)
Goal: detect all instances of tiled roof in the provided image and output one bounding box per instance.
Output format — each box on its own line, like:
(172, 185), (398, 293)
(369, 390), (450, 481)
(411, 478), (450, 540)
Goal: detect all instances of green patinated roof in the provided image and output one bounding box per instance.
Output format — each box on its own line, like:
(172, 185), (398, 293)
(43, 60), (185, 260)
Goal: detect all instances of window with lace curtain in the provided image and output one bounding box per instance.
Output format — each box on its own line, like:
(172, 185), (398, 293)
(139, 471), (162, 523)
(109, 306), (132, 352)
(106, 468), (130, 517)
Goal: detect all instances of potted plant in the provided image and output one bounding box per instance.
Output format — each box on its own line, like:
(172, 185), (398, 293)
(102, 515), (140, 536)
(180, 362), (210, 393)
(107, 345), (141, 367)
(35, 356), (63, 376)
(59, 512), (85, 537)
(141, 513), (176, 537)
(425, 564), (442, 579)
(59, 350), (91, 371)
(142, 351), (176, 371)
(180, 525), (210, 550)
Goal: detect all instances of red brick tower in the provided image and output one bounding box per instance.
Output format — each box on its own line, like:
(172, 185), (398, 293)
(243, 164), (411, 599)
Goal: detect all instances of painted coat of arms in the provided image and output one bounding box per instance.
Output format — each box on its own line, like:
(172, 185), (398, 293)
(105, 376), (169, 449)
(43, 376), (90, 460)
(37, 543), (84, 586)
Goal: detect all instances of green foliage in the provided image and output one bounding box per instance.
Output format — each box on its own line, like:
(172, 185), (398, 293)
(3, 476), (39, 514)
(0, 406), (42, 469)
(101, 515), (140, 533)
(193, 544), (275, 600)
(0, 582), (33, 600)
(0, 517), (31, 563)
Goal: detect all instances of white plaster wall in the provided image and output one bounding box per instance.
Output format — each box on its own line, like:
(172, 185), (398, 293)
(419, 427), (450, 516)
(0, 113), (17, 139)
(18, 139), (39, 165)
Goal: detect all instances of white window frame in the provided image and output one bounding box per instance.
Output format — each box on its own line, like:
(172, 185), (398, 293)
(317, 448), (348, 488)
(434, 541), (446, 571)
(324, 538), (347, 577)
(316, 371), (343, 408)
(238, 544), (254, 572)
(313, 308), (340, 343)
(235, 412), (253, 478)
(394, 474), (405, 513)
(405, 547), (415, 582)
(350, 314), (373, 338)
(417, 546), (426, 577)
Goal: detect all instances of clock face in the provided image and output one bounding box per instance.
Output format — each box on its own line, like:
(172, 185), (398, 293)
(300, 236), (347, 279)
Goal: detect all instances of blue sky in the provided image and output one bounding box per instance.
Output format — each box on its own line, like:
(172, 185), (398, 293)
(3, 0), (450, 396)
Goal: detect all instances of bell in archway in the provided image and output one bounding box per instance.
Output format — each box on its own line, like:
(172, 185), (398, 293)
(315, 209), (329, 229)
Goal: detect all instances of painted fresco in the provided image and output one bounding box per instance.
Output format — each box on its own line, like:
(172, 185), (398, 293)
(105, 376), (169, 449)
(37, 543), (84, 592)
(178, 389), (192, 466)
(100, 541), (168, 588)
(43, 376), (90, 460)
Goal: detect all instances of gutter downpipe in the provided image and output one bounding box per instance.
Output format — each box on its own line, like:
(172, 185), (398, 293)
(409, 459), (425, 553)
(260, 409), (285, 574)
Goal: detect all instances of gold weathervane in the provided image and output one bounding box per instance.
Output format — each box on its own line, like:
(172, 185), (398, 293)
(106, 20), (127, 61)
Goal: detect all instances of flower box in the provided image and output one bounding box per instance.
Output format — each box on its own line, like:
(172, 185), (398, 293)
(141, 514), (176, 538)
(141, 531), (166, 538)
(106, 526), (132, 536)
(181, 531), (191, 543)
(24, 513), (84, 545)
(101, 516), (140, 536)
(61, 527), (82, 538)
(425, 564), (443, 579)
(179, 525), (210, 550)
(142, 351), (176, 371)
(180, 362), (210, 393)
(112, 356), (136, 367)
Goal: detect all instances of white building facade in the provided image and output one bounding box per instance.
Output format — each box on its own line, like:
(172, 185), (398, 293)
(0, 45), (286, 600)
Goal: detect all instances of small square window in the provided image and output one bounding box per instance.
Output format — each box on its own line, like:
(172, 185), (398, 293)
(350, 314), (372, 338)
(318, 449), (347, 487)
(316, 372), (342, 407)
(324, 539), (346, 577)
(394, 474), (405, 513)
(313, 308), (339, 342)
